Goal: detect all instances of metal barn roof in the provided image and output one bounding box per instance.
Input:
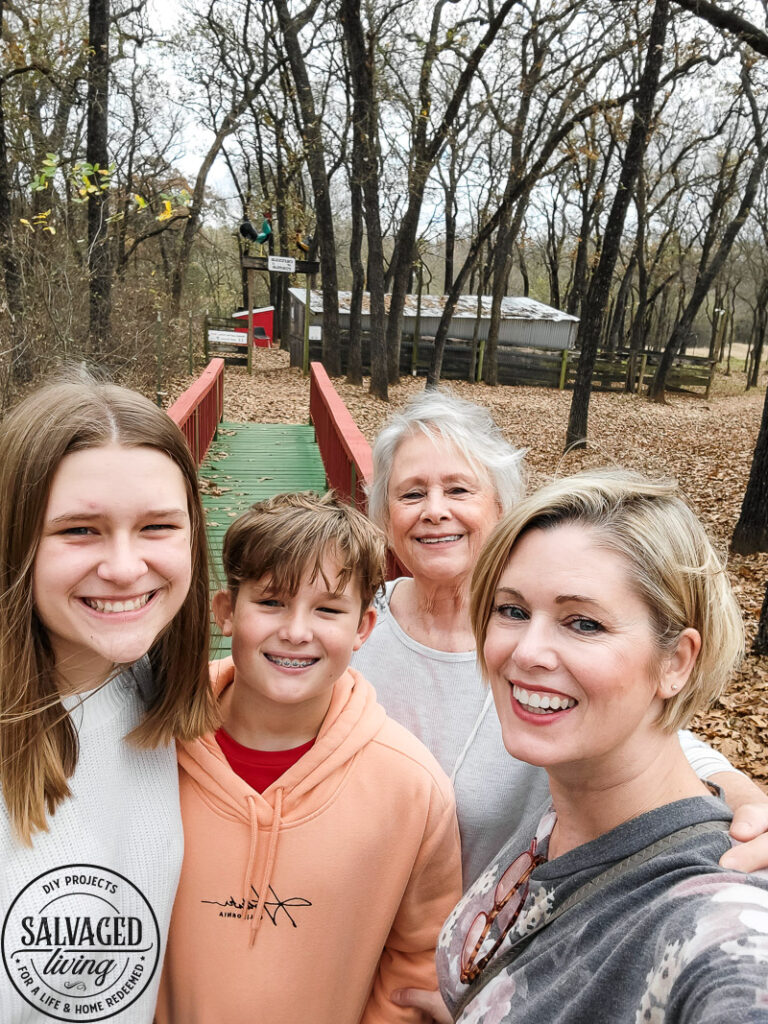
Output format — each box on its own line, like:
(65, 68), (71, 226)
(288, 289), (577, 323)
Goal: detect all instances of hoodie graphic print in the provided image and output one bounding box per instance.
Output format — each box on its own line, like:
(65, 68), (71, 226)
(156, 668), (462, 1024)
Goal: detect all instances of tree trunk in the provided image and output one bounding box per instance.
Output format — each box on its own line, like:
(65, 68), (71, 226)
(732, 382), (768, 555)
(274, 0), (340, 375)
(274, 126), (290, 345)
(443, 159), (457, 294)
(482, 212), (513, 387)
(0, 2), (29, 383)
(346, 174), (364, 385)
(87, 0), (111, 357)
(565, 0), (669, 449)
(518, 242), (529, 297)
(340, 0), (387, 398)
(754, 585), (768, 656)
(747, 281), (768, 389)
(566, 193), (593, 319)
(385, 201), (422, 383)
(610, 253), (637, 364)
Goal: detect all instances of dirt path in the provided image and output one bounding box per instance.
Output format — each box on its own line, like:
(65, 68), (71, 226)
(208, 349), (768, 779)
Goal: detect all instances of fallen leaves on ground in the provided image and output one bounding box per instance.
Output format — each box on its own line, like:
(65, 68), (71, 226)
(199, 349), (768, 780)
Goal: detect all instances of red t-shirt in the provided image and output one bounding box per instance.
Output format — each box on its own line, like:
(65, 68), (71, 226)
(215, 728), (316, 793)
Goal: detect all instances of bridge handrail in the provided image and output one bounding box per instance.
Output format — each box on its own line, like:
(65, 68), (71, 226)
(309, 361), (372, 511)
(167, 358), (225, 466)
(309, 361), (409, 579)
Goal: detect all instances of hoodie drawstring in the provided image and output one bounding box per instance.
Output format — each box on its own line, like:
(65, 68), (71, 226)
(242, 795), (260, 931)
(248, 787), (284, 948)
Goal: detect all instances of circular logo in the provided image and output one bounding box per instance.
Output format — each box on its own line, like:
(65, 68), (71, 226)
(2, 864), (160, 1022)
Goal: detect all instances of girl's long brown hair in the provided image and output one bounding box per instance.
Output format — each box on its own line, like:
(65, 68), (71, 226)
(0, 375), (217, 843)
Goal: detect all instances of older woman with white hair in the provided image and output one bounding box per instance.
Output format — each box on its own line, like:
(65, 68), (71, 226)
(352, 391), (768, 890)
(401, 470), (768, 1023)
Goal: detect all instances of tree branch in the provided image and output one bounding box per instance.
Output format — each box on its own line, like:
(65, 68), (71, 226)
(670, 0), (768, 58)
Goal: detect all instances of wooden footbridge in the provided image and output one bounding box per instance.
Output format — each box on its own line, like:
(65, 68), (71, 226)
(167, 359), (375, 653)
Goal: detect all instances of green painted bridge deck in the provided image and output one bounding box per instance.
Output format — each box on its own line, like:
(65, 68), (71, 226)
(200, 421), (328, 654)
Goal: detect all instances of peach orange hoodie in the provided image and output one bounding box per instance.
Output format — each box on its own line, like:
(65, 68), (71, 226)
(156, 668), (462, 1024)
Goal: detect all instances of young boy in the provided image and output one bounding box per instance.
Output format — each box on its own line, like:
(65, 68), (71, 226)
(156, 492), (462, 1024)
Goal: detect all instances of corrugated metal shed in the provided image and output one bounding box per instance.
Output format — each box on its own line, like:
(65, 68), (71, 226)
(288, 289), (579, 350)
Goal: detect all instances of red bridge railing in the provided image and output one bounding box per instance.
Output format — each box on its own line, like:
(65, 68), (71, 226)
(309, 361), (408, 578)
(168, 358), (224, 466)
(309, 361), (372, 511)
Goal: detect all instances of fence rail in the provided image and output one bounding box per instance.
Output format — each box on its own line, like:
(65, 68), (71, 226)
(295, 331), (716, 396)
(167, 358), (225, 465)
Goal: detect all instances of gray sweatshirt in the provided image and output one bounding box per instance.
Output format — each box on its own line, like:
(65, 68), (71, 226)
(437, 796), (768, 1023)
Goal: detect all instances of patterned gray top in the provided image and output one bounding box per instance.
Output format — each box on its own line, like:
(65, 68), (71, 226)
(437, 796), (768, 1023)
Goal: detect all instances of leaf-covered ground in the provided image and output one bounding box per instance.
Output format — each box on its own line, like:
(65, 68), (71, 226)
(186, 349), (768, 780)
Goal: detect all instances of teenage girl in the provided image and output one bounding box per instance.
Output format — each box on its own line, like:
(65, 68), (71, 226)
(0, 376), (217, 1023)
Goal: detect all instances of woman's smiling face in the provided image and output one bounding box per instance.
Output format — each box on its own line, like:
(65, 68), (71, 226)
(483, 522), (672, 775)
(386, 431), (501, 586)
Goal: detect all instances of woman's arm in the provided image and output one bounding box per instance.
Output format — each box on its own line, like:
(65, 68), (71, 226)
(679, 729), (768, 870)
(714, 771), (768, 871)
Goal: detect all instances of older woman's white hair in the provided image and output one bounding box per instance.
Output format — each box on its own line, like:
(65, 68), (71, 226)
(367, 389), (526, 530)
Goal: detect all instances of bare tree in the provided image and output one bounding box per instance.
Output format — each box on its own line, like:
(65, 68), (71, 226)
(0, 1), (28, 381)
(426, 2), (641, 387)
(272, 0), (342, 374)
(87, 0), (111, 355)
(339, 0), (388, 397)
(169, 0), (277, 315)
(382, 0), (521, 384)
(649, 61), (768, 401)
(565, 0), (670, 449)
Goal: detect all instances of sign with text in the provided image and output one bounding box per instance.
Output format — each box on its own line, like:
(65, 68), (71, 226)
(267, 255), (296, 273)
(243, 256), (319, 274)
(207, 330), (242, 344)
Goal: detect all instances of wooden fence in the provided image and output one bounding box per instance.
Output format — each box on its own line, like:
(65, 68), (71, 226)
(167, 358), (225, 465)
(294, 329), (716, 396)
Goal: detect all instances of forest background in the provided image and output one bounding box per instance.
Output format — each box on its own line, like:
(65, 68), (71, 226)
(2, 0), (768, 769)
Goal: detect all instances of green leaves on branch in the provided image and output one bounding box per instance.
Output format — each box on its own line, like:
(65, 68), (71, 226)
(29, 153), (115, 205)
(25, 154), (192, 228)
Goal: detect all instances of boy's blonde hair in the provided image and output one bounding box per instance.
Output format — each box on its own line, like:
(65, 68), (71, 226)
(471, 468), (744, 732)
(0, 373), (216, 843)
(222, 491), (386, 612)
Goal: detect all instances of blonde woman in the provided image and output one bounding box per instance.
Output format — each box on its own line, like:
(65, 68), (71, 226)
(398, 470), (768, 1023)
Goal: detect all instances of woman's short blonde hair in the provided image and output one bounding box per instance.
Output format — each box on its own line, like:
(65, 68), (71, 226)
(471, 468), (744, 731)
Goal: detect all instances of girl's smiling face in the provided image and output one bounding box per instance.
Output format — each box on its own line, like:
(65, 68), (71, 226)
(483, 522), (681, 777)
(33, 444), (193, 693)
